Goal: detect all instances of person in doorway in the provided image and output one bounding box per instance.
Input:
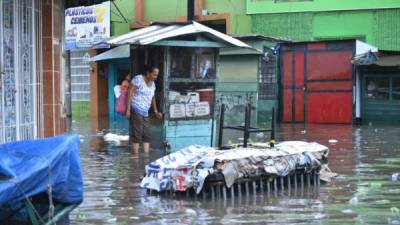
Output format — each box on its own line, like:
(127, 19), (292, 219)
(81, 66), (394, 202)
(126, 65), (162, 154)
(114, 73), (132, 116)
(121, 73), (132, 93)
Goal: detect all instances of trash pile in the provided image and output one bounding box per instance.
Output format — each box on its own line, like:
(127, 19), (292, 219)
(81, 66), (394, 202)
(141, 141), (330, 194)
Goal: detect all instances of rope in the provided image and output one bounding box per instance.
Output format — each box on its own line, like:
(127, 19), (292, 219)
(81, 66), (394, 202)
(11, 180), (46, 224)
(46, 158), (55, 223)
(8, 154), (55, 224)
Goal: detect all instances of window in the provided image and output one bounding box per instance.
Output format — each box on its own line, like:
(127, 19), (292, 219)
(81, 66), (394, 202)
(259, 51), (277, 100)
(170, 47), (193, 78)
(366, 78), (390, 100)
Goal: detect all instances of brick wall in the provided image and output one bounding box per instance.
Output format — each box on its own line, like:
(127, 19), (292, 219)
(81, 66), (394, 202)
(42, 0), (65, 137)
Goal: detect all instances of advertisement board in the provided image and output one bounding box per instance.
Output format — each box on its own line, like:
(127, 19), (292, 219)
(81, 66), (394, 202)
(65, 1), (110, 50)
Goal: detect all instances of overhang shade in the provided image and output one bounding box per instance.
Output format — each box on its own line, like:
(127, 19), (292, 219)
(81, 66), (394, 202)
(90, 44), (130, 62)
(103, 21), (251, 48)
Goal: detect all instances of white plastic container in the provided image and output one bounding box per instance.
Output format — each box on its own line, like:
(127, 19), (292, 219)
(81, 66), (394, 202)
(187, 92), (200, 103)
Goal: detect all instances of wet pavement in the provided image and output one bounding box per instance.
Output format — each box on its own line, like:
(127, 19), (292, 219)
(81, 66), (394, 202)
(70, 121), (400, 225)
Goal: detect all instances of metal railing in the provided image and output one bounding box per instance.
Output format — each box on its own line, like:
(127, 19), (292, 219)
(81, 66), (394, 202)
(218, 103), (275, 148)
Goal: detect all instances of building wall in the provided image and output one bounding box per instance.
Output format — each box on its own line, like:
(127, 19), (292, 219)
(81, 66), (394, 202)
(89, 50), (109, 133)
(111, 0), (134, 35)
(42, 0), (66, 137)
(247, 0), (400, 14)
(0, 0), (66, 143)
(141, 0), (251, 34)
(251, 8), (400, 51)
(218, 55), (258, 125)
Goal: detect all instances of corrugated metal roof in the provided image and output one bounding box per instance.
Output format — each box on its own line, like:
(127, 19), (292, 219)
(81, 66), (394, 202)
(220, 48), (262, 56)
(104, 21), (251, 48)
(89, 44), (130, 62)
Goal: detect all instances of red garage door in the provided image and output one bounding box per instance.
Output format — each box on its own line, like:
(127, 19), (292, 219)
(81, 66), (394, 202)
(281, 42), (354, 124)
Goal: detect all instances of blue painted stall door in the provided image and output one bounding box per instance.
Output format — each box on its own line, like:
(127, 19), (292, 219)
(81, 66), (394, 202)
(108, 60), (130, 133)
(164, 120), (213, 152)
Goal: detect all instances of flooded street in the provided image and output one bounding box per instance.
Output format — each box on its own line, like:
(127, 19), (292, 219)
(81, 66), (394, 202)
(70, 121), (400, 225)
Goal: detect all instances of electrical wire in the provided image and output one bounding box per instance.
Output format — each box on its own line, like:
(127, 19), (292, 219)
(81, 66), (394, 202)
(111, 0), (129, 23)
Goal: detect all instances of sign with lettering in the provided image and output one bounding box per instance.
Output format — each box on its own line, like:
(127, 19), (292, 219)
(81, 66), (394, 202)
(65, 1), (110, 50)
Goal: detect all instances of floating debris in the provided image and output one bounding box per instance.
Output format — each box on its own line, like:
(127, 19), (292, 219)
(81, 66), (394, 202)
(141, 141), (330, 197)
(349, 196), (359, 205)
(391, 173), (399, 182)
(391, 207), (400, 214)
(103, 133), (129, 145)
(342, 209), (353, 214)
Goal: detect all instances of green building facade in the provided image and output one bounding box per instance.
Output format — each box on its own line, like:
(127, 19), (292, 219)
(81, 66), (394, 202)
(248, 0), (400, 51)
(111, 0), (252, 36)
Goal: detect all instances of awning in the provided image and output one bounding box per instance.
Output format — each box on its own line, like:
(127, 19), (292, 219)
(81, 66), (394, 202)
(101, 21), (251, 48)
(220, 48), (262, 56)
(90, 44), (130, 62)
(373, 54), (400, 66)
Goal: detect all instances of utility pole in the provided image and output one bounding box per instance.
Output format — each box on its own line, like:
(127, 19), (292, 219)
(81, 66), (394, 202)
(187, 0), (195, 21)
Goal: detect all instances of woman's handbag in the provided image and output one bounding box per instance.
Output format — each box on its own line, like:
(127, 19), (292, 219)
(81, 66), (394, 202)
(116, 89), (127, 115)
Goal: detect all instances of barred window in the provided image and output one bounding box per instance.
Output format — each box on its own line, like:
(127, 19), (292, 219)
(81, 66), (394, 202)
(258, 52), (277, 100)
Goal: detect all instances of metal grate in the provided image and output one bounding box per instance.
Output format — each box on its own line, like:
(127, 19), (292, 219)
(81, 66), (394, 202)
(70, 50), (91, 101)
(258, 53), (277, 100)
(0, 0), (40, 143)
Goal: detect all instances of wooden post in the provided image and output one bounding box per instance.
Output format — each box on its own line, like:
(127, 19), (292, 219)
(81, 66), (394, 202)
(243, 104), (251, 147)
(218, 104), (225, 149)
(187, 0), (195, 21)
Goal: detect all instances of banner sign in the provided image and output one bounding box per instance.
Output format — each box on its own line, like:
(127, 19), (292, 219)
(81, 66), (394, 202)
(65, 1), (110, 50)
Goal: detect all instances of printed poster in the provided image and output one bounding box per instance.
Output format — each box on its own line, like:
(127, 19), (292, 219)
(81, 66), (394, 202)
(65, 1), (110, 50)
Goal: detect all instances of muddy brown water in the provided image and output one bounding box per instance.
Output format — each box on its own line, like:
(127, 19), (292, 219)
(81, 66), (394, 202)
(70, 121), (400, 225)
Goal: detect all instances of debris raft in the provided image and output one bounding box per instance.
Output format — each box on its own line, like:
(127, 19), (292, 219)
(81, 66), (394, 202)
(140, 141), (329, 196)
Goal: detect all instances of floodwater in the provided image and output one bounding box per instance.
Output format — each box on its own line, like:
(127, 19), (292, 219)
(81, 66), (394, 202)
(70, 121), (400, 225)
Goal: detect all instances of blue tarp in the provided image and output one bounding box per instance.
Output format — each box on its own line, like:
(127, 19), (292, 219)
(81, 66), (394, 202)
(0, 134), (83, 206)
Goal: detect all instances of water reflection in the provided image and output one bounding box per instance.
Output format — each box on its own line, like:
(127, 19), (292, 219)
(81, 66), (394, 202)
(70, 121), (400, 224)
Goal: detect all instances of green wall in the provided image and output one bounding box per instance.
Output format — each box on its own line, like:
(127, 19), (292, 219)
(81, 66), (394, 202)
(373, 9), (400, 50)
(252, 9), (400, 50)
(110, 0), (134, 36)
(219, 55), (258, 83)
(313, 11), (373, 41)
(252, 13), (313, 41)
(247, 0), (400, 14)
(144, 0), (251, 34)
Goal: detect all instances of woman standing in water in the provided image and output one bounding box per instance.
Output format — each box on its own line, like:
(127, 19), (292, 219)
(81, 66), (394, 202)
(126, 65), (162, 154)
